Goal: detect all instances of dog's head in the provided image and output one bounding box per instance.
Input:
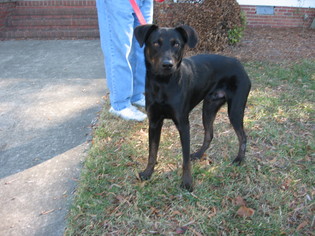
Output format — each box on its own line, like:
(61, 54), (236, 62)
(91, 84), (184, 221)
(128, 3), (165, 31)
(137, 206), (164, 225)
(134, 25), (198, 76)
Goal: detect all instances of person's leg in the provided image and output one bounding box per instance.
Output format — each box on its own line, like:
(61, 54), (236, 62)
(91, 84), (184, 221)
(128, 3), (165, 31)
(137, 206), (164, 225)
(130, 0), (154, 104)
(96, 0), (135, 111)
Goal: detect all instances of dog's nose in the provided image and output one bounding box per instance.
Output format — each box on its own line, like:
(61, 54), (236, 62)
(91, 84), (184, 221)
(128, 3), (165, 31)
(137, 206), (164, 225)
(162, 60), (173, 69)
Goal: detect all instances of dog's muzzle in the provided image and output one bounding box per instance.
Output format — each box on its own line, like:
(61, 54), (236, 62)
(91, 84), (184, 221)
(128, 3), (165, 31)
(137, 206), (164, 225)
(160, 59), (176, 75)
(162, 59), (174, 69)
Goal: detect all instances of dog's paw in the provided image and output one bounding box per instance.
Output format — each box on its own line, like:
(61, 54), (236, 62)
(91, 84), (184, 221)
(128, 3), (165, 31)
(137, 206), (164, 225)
(139, 171), (152, 181)
(190, 153), (202, 161)
(181, 175), (194, 192)
(180, 181), (194, 192)
(232, 157), (243, 166)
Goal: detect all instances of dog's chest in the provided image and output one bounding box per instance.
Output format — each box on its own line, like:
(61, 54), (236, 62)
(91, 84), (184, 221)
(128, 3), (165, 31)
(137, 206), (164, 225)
(152, 84), (167, 103)
(147, 82), (184, 118)
(150, 82), (181, 104)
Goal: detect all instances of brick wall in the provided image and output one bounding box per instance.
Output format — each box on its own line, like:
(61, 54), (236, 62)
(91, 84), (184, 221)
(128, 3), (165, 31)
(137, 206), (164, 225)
(15, 0), (95, 6)
(241, 5), (315, 28)
(0, 1), (16, 30)
(1, 1), (314, 40)
(0, 0), (98, 39)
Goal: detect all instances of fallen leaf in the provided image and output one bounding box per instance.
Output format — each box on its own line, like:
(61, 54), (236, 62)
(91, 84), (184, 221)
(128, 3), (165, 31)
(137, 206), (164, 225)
(95, 191), (106, 196)
(39, 209), (55, 216)
(236, 206), (255, 218)
(172, 210), (181, 216)
(199, 159), (210, 166)
(115, 211), (123, 217)
(125, 162), (136, 167)
(281, 179), (291, 190)
(296, 221), (308, 231)
(246, 176), (250, 184)
(116, 195), (125, 203)
(208, 207), (217, 219)
(233, 196), (246, 206)
(150, 207), (160, 216)
(175, 226), (188, 234)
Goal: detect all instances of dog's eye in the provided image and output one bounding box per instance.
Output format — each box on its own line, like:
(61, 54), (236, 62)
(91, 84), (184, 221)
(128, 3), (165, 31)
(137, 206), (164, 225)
(173, 42), (180, 48)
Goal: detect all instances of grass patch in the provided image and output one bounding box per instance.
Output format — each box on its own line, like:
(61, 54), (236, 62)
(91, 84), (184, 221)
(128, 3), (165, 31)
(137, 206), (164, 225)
(65, 60), (315, 235)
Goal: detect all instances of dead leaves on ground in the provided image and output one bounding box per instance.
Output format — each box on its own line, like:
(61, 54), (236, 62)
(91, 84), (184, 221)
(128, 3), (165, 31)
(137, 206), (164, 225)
(236, 206), (255, 218)
(233, 196), (255, 218)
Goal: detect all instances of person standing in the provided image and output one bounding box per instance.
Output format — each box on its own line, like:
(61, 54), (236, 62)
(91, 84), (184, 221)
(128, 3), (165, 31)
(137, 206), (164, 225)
(96, 0), (154, 121)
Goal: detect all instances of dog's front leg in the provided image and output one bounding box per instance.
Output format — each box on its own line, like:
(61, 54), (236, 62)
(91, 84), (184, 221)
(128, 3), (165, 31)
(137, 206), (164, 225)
(176, 118), (193, 192)
(139, 118), (163, 181)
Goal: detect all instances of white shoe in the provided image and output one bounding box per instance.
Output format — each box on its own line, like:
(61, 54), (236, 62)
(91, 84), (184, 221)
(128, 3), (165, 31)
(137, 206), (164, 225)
(132, 97), (145, 107)
(109, 106), (147, 122)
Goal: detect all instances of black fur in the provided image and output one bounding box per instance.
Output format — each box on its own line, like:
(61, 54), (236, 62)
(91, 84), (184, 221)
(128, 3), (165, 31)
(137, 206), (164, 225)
(134, 24), (251, 191)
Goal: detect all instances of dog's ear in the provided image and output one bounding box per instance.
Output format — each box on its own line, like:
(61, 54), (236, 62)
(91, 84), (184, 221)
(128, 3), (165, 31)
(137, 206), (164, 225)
(175, 25), (198, 48)
(134, 24), (158, 47)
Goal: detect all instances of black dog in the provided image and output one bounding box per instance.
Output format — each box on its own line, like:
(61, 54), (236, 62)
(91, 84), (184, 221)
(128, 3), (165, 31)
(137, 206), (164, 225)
(134, 25), (251, 191)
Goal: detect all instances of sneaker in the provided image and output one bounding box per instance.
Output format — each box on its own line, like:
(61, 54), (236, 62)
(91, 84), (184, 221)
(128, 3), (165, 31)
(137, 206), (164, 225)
(109, 106), (147, 122)
(132, 97), (145, 107)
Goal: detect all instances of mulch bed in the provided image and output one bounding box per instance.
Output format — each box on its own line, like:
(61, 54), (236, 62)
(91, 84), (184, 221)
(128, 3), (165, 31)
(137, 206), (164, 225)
(222, 27), (315, 62)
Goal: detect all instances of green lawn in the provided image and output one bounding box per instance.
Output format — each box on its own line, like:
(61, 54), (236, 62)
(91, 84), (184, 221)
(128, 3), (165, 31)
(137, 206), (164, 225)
(65, 60), (314, 235)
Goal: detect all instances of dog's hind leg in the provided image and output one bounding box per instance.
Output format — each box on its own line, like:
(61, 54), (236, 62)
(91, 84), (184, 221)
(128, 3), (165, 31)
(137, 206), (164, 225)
(191, 96), (225, 160)
(139, 118), (163, 180)
(227, 95), (248, 165)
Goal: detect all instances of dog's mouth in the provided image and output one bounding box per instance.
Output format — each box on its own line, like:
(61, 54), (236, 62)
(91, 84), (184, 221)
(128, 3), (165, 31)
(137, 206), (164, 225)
(150, 64), (176, 76)
(161, 66), (174, 73)
(157, 67), (174, 77)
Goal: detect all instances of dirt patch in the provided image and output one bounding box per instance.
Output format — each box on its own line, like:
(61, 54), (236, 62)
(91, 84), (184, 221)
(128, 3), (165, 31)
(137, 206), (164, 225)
(222, 27), (315, 62)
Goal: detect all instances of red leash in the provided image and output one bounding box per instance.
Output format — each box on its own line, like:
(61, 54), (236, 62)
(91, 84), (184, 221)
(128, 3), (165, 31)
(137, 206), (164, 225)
(129, 0), (147, 25)
(129, 0), (164, 25)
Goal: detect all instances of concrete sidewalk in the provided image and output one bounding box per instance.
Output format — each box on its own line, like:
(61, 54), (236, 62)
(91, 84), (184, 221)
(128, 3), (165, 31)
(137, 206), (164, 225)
(0, 40), (107, 235)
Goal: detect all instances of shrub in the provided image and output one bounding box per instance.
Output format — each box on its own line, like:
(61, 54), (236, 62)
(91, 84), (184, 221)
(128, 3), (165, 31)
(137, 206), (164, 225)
(154, 0), (245, 52)
(227, 11), (246, 45)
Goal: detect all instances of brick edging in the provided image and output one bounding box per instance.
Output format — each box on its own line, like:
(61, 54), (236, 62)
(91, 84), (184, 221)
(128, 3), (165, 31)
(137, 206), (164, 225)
(16, 1), (96, 7)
